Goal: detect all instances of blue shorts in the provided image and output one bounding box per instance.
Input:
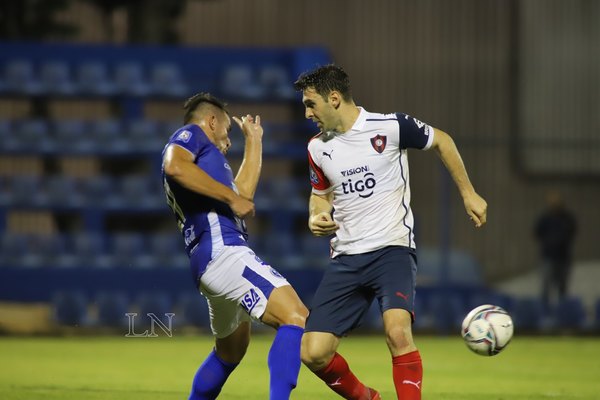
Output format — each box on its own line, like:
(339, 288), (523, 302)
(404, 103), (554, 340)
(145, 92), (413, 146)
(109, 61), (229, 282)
(305, 245), (417, 336)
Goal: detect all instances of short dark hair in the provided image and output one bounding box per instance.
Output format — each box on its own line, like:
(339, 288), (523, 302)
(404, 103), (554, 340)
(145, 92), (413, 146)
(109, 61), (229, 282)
(183, 92), (228, 124)
(293, 64), (352, 102)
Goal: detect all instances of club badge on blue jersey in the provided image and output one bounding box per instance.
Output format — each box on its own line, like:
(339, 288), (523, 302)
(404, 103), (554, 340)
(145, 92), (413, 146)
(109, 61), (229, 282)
(370, 134), (387, 154)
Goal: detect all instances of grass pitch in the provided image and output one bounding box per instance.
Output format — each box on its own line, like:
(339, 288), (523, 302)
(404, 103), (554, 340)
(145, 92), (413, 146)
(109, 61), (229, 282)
(1, 333), (599, 399)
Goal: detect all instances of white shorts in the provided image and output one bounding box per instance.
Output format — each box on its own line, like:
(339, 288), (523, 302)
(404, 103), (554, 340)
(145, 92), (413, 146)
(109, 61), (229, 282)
(198, 245), (290, 338)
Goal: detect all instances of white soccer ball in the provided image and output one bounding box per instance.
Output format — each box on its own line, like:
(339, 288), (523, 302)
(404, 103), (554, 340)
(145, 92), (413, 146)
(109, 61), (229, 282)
(461, 304), (514, 356)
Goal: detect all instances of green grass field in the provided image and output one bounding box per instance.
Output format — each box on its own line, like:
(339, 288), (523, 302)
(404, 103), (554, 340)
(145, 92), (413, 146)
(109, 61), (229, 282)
(1, 334), (599, 399)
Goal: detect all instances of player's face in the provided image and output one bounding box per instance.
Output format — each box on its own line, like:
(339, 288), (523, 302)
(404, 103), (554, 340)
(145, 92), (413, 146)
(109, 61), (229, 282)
(302, 88), (337, 132)
(213, 113), (232, 155)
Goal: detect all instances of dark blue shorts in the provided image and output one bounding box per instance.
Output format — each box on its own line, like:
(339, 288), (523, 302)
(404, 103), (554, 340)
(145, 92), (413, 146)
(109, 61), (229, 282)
(305, 245), (417, 336)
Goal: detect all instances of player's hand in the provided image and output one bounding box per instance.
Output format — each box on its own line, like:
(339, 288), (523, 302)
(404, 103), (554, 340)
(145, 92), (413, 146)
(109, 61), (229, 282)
(309, 212), (338, 236)
(229, 195), (255, 219)
(233, 114), (263, 141)
(463, 191), (487, 228)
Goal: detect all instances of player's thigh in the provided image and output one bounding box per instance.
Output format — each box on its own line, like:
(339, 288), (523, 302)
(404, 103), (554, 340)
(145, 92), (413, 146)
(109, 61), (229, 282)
(366, 246), (417, 318)
(261, 284), (308, 329)
(214, 321), (251, 364)
(199, 246), (290, 335)
(306, 259), (373, 336)
(301, 331), (340, 370)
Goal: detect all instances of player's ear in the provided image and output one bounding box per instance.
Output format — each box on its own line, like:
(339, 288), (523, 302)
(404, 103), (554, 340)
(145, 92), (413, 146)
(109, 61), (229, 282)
(329, 91), (341, 109)
(208, 114), (218, 132)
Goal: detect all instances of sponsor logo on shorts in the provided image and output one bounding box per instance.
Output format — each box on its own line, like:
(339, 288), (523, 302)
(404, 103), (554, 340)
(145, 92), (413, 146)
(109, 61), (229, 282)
(241, 288), (261, 313)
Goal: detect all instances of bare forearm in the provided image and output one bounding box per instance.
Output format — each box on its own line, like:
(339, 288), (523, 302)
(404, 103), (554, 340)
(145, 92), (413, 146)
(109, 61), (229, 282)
(434, 130), (475, 196)
(309, 192), (333, 218)
(234, 138), (262, 200)
(167, 162), (236, 204)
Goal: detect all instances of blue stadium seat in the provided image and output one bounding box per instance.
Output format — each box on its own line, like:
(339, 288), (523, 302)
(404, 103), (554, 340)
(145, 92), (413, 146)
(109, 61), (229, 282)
(119, 175), (163, 209)
(76, 62), (116, 95)
(114, 63), (151, 96)
(3, 60), (42, 95)
(111, 232), (149, 268)
(259, 65), (296, 100)
(89, 119), (128, 152)
(221, 65), (266, 100)
(53, 120), (94, 153)
(0, 233), (27, 267)
(148, 233), (188, 268)
(429, 290), (467, 334)
(53, 291), (88, 326)
(513, 298), (544, 332)
(136, 292), (173, 331)
(150, 63), (187, 97)
(80, 175), (119, 208)
(178, 293), (210, 328)
(24, 234), (69, 268)
(554, 297), (587, 330)
(468, 291), (515, 314)
(11, 175), (48, 207)
(15, 119), (53, 153)
(126, 119), (163, 152)
(595, 299), (600, 332)
(72, 233), (113, 268)
(97, 292), (129, 328)
(46, 175), (84, 207)
(40, 61), (75, 95)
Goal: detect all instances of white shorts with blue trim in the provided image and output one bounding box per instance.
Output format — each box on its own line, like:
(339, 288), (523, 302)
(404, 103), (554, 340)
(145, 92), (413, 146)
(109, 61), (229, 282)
(198, 245), (290, 338)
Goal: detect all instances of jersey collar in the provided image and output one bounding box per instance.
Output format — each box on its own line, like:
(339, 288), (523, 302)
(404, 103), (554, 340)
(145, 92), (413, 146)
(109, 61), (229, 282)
(350, 107), (367, 132)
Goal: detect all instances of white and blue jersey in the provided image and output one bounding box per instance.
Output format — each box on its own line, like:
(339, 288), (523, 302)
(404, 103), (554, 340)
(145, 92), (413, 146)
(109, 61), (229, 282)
(162, 124), (248, 282)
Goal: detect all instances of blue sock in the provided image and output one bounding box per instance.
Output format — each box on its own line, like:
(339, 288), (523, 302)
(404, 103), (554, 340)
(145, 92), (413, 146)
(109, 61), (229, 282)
(189, 349), (238, 400)
(267, 324), (304, 400)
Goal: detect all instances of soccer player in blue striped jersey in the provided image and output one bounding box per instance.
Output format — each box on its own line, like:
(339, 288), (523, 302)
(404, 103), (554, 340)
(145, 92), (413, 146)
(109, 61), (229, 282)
(295, 65), (488, 400)
(162, 93), (308, 400)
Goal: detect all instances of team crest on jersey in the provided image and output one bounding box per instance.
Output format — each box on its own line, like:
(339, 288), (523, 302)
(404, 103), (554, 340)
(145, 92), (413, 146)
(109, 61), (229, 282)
(309, 165), (320, 185)
(370, 134), (387, 153)
(176, 130), (191, 143)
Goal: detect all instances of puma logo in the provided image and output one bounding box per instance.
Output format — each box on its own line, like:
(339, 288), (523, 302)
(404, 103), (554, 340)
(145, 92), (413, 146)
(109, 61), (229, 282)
(402, 379), (421, 389)
(322, 150), (333, 160)
(330, 377), (342, 386)
(395, 291), (409, 301)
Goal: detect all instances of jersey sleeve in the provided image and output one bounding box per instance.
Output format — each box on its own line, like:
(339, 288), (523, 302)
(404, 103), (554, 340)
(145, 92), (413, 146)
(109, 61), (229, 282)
(307, 147), (332, 194)
(396, 113), (435, 150)
(170, 126), (211, 157)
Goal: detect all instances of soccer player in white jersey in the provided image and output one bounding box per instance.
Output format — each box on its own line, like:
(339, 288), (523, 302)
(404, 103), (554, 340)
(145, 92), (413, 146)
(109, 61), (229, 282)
(162, 93), (308, 399)
(294, 65), (487, 400)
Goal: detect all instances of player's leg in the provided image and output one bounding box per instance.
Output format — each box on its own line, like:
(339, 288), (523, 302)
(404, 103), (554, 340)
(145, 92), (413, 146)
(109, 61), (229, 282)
(188, 246), (256, 400)
(233, 248), (308, 399)
(189, 321), (250, 400)
(369, 246), (422, 400)
(383, 309), (422, 399)
(302, 254), (380, 400)
(260, 285), (308, 400)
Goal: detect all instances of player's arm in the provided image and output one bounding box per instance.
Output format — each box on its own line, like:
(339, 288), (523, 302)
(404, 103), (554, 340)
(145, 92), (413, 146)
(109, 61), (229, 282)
(232, 115), (263, 200)
(431, 127), (487, 227)
(163, 144), (255, 218)
(308, 191), (338, 236)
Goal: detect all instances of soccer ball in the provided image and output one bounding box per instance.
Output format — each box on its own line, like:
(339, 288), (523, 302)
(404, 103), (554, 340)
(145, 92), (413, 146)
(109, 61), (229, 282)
(461, 304), (514, 356)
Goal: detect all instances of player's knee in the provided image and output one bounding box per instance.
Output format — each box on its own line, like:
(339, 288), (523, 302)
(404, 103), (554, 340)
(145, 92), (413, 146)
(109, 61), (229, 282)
(385, 323), (414, 353)
(280, 304), (308, 328)
(300, 336), (333, 370)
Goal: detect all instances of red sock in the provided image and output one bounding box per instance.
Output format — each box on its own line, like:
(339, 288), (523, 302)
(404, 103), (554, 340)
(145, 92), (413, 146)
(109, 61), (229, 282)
(314, 352), (371, 400)
(392, 350), (423, 399)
